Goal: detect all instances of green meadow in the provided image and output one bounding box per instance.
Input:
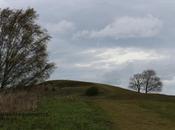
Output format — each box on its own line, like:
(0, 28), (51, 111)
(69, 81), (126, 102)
(0, 80), (174, 130)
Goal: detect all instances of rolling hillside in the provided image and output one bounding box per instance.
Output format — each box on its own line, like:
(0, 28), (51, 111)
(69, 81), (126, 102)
(0, 80), (175, 130)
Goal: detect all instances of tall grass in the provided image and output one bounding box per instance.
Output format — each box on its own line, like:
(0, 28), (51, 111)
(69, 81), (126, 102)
(0, 91), (38, 112)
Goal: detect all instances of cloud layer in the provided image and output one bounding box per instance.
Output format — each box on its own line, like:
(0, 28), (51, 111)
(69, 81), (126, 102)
(74, 15), (162, 39)
(46, 20), (75, 34)
(74, 48), (166, 69)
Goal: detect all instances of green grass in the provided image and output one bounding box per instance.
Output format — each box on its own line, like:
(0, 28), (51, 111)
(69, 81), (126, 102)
(0, 80), (174, 130)
(0, 96), (111, 130)
(139, 100), (175, 121)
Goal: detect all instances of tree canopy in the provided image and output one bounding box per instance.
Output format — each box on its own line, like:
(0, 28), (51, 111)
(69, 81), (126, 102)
(0, 8), (55, 88)
(129, 70), (162, 94)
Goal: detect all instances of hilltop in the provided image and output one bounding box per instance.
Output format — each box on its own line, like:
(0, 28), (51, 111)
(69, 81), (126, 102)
(0, 80), (174, 130)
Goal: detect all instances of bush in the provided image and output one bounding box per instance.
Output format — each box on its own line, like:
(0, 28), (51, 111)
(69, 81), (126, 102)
(52, 87), (56, 92)
(85, 87), (99, 96)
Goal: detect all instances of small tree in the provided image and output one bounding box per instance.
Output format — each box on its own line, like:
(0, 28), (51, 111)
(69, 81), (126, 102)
(142, 70), (162, 94)
(0, 8), (55, 88)
(129, 73), (143, 93)
(129, 70), (163, 94)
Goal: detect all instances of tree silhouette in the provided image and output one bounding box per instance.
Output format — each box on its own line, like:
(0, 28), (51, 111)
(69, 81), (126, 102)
(129, 73), (143, 93)
(129, 70), (162, 94)
(142, 70), (162, 94)
(0, 8), (55, 88)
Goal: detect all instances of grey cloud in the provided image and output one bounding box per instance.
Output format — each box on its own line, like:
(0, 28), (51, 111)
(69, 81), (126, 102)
(74, 15), (162, 40)
(46, 20), (75, 35)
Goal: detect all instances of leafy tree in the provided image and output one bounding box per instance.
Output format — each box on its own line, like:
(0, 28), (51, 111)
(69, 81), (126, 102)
(0, 8), (55, 88)
(129, 70), (162, 94)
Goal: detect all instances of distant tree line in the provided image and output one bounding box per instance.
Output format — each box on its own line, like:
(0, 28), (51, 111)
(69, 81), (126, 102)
(129, 70), (163, 94)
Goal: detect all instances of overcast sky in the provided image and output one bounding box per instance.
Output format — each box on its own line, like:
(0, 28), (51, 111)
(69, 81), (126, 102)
(1, 0), (175, 95)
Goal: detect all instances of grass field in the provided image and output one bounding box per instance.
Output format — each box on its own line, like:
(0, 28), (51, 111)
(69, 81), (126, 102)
(0, 80), (174, 130)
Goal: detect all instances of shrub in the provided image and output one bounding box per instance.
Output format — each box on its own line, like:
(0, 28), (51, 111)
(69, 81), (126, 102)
(85, 87), (99, 96)
(52, 87), (56, 92)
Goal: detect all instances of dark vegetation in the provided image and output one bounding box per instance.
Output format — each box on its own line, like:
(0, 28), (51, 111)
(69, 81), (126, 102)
(0, 8), (54, 89)
(85, 86), (99, 96)
(129, 70), (162, 93)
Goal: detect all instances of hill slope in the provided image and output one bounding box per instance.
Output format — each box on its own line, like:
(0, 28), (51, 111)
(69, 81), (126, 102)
(0, 80), (175, 130)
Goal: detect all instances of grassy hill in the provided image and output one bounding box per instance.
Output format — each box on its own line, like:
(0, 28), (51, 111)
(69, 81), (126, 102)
(0, 80), (174, 130)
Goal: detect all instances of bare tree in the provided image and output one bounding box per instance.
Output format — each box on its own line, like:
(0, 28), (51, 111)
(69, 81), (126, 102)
(129, 70), (163, 94)
(0, 8), (55, 89)
(129, 73), (143, 93)
(142, 70), (162, 94)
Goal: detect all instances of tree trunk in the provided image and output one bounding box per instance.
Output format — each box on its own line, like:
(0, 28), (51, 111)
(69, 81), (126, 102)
(145, 87), (148, 94)
(138, 87), (140, 93)
(145, 80), (149, 94)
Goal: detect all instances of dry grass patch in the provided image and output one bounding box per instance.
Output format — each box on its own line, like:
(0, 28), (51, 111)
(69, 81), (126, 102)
(0, 91), (38, 112)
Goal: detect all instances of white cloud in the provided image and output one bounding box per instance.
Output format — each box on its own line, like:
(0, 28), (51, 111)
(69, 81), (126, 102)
(74, 15), (162, 39)
(74, 48), (167, 69)
(46, 20), (75, 34)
